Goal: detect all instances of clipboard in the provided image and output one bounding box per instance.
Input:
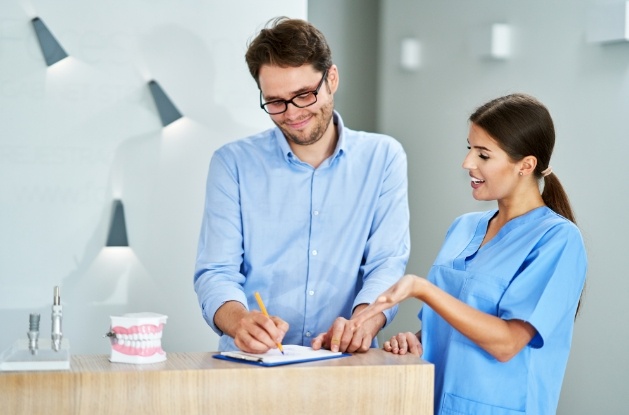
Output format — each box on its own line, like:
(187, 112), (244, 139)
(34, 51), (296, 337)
(213, 344), (350, 367)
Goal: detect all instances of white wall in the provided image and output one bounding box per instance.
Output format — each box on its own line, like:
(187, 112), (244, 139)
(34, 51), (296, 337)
(376, 1), (629, 413)
(0, 0), (306, 356)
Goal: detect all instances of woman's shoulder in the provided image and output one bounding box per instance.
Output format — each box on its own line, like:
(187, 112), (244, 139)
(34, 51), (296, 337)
(536, 206), (582, 235)
(451, 210), (496, 227)
(537, 209), (587, 254)
(444, 210), (496, 237)
(516, 207), (586, 257)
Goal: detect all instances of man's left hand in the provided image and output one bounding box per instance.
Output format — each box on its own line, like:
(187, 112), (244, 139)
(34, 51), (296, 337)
(311, 305), (385, 353)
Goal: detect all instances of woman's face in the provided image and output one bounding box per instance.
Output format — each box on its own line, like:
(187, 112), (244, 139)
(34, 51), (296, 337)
(462, 123), (521, 202)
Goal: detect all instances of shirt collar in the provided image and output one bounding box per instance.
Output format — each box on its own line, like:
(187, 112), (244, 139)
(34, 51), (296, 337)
(331, 111), (346, 159)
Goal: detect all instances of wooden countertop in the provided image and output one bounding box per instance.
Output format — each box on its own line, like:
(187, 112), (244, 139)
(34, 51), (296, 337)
(1, 349), (434, 415)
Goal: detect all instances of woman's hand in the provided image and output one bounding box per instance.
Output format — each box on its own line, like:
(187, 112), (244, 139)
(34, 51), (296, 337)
(350, 274), (422, 329)
(383, 331), (422, 356)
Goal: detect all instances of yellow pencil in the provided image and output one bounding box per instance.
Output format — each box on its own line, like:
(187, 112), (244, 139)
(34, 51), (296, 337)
(254, 291), (285, 354)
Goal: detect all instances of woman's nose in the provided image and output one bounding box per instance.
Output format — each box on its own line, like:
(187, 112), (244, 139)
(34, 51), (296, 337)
(462, 151), (475, 170)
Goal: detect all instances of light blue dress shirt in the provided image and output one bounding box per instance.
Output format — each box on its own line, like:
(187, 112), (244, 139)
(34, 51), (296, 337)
(420, 206), (587, 415)
(194, 111), (410, 351)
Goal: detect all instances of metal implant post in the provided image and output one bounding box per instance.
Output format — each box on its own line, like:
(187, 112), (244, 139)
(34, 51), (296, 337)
(51, 286), (63, 352)
(27, 313), (41, 355)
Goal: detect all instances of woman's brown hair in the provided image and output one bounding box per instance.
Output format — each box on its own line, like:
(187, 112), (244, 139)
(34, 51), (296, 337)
(470, 93), (575, 223)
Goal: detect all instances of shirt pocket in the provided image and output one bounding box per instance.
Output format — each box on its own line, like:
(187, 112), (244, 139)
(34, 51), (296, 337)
(442, 393), (525, 415)
(460, 273), (506, 314)
(449, 274), (507, 347)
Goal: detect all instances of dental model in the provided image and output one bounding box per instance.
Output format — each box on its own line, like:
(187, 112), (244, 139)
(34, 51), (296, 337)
(106, 312), (167, 364)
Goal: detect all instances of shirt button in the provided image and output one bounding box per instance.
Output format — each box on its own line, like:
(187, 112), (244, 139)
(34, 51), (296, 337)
(308, 290), (315, 296)
(305, 331), (312, 337)
(311, 250), (318, 256)
(313, 210), (319, 216)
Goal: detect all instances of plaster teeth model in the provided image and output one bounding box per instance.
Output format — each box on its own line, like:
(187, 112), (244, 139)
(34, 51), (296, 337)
(107, 312), (167, 364)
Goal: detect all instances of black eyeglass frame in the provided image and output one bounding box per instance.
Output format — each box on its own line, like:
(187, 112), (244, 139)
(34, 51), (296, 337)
(259, 68), (329, 115)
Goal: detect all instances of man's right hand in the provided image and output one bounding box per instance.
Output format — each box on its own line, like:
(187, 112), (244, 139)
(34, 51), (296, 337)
(215, 301), (289, 354)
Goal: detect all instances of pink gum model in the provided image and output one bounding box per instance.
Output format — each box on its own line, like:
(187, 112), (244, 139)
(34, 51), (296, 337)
(108, 312), (168, 364)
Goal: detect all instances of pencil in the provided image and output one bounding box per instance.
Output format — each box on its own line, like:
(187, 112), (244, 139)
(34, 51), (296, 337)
(254, 291), (285, 354)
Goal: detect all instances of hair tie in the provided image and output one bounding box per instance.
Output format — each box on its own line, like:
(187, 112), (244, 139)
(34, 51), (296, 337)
(541, 166), (553, 177)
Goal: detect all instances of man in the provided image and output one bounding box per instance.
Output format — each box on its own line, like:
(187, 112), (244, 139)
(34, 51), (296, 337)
(194, 17), (410, 353)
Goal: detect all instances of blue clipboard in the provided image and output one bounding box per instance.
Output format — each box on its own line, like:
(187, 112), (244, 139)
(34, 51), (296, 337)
(213, 347), (351, 367)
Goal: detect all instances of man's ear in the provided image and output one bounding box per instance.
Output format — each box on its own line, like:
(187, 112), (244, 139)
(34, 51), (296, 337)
(326, 64), (339, 94)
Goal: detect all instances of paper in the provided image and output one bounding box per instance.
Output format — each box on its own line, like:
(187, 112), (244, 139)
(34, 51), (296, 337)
(215, 344), (348, 366)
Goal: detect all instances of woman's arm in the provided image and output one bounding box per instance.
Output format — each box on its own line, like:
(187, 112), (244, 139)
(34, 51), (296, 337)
(352, 275), (536, 362)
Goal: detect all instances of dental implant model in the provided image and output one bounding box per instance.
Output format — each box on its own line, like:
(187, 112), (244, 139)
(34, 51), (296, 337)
(26, 313), (41, 355)
(51, 286), (63, 352)
(106, 312), (167, 364)
(0, 286), (70, 372)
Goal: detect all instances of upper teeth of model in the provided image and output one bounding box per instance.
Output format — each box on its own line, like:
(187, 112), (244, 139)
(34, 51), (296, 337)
(114, 332), (163, 341)
(472, 177), (485, 184)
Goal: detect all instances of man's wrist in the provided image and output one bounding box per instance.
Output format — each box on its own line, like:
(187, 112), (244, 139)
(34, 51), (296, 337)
(214, 300), (247, 338)
(353, 303), (387, 335)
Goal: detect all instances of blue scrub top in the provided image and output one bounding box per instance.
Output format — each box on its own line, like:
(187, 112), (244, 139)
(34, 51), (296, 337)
(420, 207), (587, 415)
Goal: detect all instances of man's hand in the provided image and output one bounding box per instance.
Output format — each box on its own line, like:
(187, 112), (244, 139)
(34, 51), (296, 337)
(215, 301), (288, 354)
(311, 304), (385, 353)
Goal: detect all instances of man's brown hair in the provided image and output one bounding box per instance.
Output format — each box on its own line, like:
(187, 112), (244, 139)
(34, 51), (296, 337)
(245, 17), (333, 87)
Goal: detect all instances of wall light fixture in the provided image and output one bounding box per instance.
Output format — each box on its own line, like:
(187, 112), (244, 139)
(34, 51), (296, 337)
(400, 38), (421, 71)
(586, 1), (629, 43)
(148, 80), (183, 127)
(106, 200), (129, 247)
(31, 17), (68, 66)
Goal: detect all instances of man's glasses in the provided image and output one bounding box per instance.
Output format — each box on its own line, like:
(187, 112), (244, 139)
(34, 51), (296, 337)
(259, 69), (329, 115)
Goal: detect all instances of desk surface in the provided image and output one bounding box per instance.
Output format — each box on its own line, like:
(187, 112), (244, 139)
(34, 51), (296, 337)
(1, 349), (434, 415)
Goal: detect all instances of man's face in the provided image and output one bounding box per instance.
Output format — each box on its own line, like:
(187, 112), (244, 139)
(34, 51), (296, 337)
(258, 64), (337, 147)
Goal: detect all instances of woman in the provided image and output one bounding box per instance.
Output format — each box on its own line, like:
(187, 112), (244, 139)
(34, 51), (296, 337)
(351, 93), (587, 415)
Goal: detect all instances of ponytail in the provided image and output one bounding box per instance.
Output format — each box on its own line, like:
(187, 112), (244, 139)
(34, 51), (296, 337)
(541, 174), (575, 223)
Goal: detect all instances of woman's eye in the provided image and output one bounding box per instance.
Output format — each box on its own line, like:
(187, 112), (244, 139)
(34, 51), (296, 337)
(467, 145), (488, 159)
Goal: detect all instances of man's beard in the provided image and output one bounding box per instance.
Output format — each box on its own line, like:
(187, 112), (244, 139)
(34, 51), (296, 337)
(276, 99), (334, 147)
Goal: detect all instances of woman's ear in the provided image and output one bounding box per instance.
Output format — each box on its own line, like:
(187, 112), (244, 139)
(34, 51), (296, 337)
(519, 155), (538, 176)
